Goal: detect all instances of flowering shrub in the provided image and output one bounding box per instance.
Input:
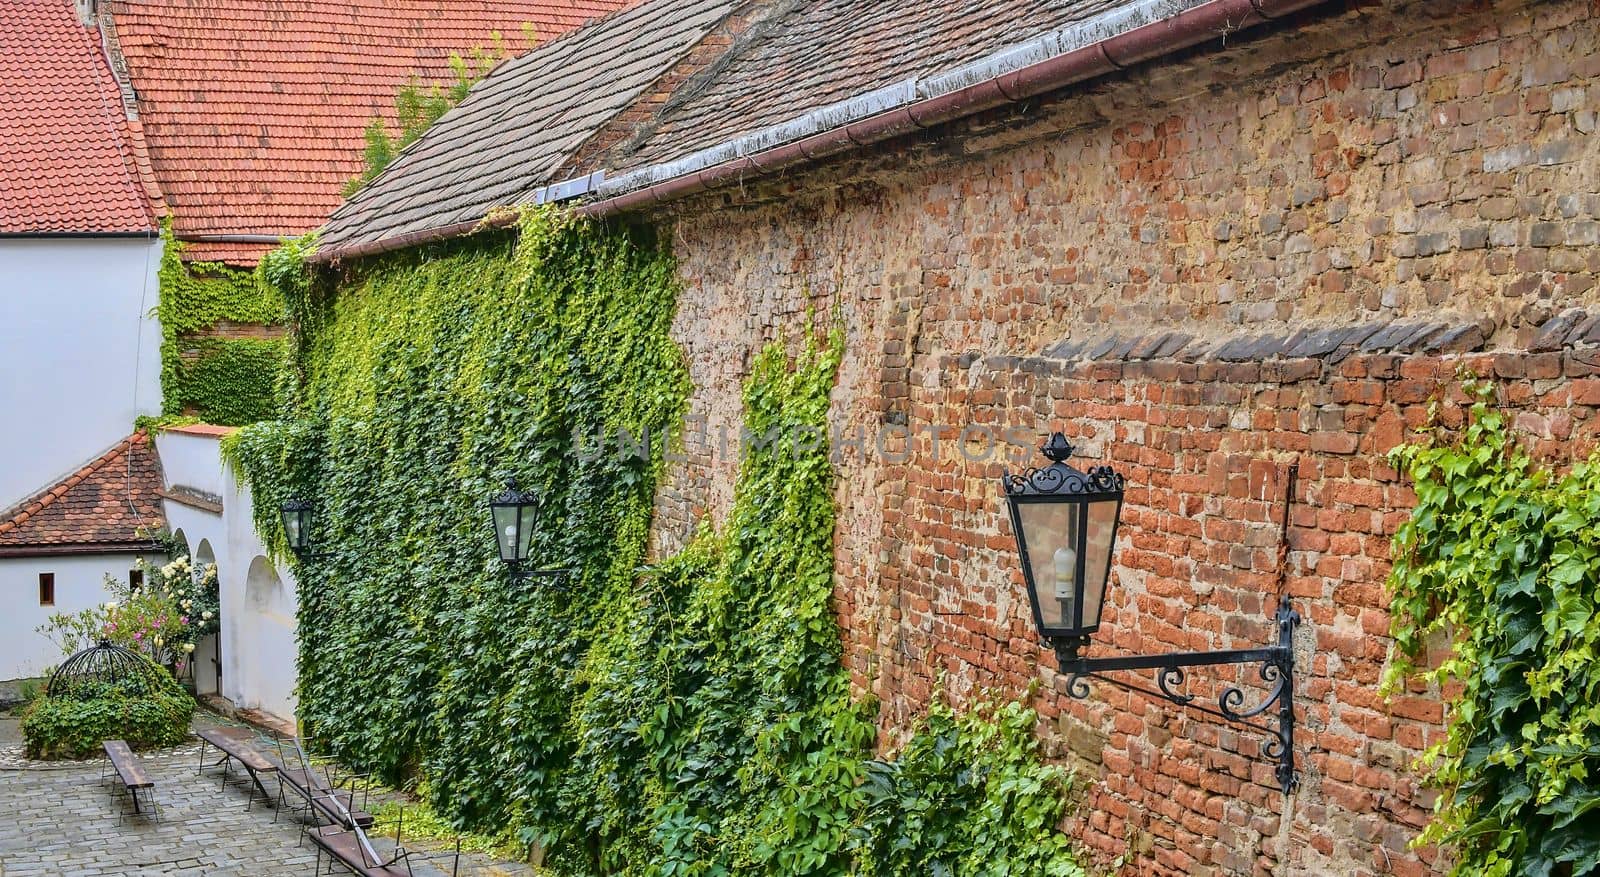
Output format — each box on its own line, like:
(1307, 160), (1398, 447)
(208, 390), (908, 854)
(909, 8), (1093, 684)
(36, 550), (221, 676)
(150, 553), (221, 644)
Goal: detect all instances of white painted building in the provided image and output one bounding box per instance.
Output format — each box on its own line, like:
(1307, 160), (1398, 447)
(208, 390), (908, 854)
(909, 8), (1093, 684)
(0, 238), (164, 509)
(0, 0), (165, 684)
(156, 426), (300, 723)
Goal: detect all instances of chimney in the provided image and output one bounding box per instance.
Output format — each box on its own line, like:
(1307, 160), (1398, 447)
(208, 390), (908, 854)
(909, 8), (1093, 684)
(76, 0), (98, 26)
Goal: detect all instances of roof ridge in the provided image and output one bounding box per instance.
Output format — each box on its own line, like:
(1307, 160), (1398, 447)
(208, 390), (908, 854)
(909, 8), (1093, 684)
(0, 432), (148, 538)
(82, 9), (162, 230)
(580, 0), (789, 177)
(95, 5), (167, 222)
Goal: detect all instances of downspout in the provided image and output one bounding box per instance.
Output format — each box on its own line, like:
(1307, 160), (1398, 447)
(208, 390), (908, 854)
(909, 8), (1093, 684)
(577, 0), (1334, 218)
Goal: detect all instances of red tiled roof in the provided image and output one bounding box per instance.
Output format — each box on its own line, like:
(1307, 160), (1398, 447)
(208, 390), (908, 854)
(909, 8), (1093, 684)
(0, 433), (164, 550)
(107, 0), (632, 263)
(0, 0), (162, 234)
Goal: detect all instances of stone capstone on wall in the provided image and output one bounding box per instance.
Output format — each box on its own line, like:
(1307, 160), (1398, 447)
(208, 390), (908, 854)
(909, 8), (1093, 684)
(1040, 307), (1600, 367)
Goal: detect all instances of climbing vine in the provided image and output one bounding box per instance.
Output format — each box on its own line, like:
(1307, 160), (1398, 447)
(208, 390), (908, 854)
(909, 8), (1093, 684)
(343, 38), (512, 195)
(1387, 382), (1600, 876)
(227, 208), (1085, 874)
(157, 221), (287, 424)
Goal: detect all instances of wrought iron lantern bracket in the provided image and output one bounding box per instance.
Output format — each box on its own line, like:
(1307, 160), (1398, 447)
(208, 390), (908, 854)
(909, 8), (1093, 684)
(1054, 596), (1301, 794)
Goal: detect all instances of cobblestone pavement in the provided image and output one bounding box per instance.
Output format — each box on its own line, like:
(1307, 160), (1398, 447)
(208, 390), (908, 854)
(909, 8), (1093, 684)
(0, 713), (517, 877)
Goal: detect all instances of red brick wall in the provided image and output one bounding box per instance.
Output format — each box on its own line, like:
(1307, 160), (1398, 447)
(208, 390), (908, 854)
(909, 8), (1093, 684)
(646, 0), (1600, 873)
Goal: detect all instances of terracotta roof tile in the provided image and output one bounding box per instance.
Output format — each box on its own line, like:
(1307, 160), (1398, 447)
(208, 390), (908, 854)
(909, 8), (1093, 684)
(319, 0), (737, 253)
(0, 433), (164, 548)
(0, 0), (162, 234)
(107, 0), (633, 260)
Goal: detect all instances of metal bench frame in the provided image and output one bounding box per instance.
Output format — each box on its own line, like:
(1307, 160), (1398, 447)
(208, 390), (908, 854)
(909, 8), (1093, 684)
(268, 734), (374, 839)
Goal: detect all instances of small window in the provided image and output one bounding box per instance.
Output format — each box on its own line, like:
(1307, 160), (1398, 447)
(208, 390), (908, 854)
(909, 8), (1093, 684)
(129, 569), (144, 592)
(38, 573), (55, 606)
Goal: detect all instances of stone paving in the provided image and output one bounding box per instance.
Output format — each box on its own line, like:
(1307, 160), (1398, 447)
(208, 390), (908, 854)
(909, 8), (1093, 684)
(0, 711), (522, 877)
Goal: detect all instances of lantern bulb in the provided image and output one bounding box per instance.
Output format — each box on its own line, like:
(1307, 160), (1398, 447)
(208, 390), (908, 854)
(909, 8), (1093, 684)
(1053, 545), (1077, 601)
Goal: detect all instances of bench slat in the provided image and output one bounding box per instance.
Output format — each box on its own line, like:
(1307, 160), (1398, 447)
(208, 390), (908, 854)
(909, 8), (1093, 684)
(310, 827), (410, 877)
(198, 728), (277, 773)
(102, 740), (153, 789)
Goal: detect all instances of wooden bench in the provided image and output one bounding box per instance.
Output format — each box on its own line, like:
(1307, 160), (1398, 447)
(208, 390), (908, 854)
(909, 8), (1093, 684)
(101, 739), (158, 819)
(197, 727), (278, 809)
(264, 734), (376, 833)
(309, 823), (460, 877)
(268, 757), (375, 830)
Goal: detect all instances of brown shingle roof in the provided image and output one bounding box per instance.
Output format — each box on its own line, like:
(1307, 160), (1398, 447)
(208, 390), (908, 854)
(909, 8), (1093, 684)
(107, 0), (632, 264)
(0, 0), (162, 234)
(610, 0), (1134, 173)
(0, 433), (164, 552)
(315, 0), (1199, 257)
(318, 0), (742, 254)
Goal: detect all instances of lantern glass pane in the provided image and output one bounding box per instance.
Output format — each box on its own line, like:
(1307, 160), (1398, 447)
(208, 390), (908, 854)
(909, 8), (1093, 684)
(1079, 496), (1120, 631)
(1017, 499), (1085, 632)
(518, 503), (539, 561)
(282, 509), (305, 550)
(491, 503), (521, 563)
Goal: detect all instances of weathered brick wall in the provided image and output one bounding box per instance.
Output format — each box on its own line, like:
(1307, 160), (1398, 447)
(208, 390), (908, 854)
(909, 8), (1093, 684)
(647, 0), (1600, 873)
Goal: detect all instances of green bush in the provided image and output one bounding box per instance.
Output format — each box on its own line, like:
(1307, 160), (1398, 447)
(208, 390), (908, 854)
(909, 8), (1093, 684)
(22, 665), (194, 760)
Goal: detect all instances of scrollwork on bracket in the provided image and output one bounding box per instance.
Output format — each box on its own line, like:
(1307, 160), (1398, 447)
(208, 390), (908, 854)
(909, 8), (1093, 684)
(1219, 662), (1287, 722)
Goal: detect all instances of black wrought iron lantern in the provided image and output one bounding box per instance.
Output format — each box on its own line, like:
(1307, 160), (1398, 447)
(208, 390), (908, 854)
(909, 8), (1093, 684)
(1002, 432), (1124, 652)
(1002, 431), (1304, 795)
(280, 498), (315, 555)
(488, 481), (540, 565)
(487, 482), (569, 583)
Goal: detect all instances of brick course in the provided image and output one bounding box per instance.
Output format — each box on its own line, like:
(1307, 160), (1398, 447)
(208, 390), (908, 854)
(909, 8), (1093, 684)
(647, 0), (1600, 873)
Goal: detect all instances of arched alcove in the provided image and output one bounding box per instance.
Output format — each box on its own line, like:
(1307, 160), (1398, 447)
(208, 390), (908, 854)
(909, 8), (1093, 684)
(237, 555), (297, 720)
(194, 538), (216, 570)
(190, 538), (221, 697)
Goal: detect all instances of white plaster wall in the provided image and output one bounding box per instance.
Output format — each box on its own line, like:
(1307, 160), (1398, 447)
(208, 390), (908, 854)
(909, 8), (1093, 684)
(155, 429), (299, 722)
(0, 552), (162, 680)
(156, 431), (229, 499)
(0, 236), (162, 510)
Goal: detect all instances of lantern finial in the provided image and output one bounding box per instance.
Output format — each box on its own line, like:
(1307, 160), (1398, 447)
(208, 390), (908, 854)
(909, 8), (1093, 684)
(1041, 432), (1074, 463)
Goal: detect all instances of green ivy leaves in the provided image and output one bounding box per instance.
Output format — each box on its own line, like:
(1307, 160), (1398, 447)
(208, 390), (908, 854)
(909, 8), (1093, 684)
(157, 221), (291, 425)
(1387, 381), (1600, 877)
(226, 208), (1085, 875)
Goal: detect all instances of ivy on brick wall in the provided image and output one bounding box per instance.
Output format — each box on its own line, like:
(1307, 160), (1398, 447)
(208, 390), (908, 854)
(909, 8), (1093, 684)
(1387, 382), (1600, 876)
(226, 208), (1086, 874)
(156, 221), (286, 425)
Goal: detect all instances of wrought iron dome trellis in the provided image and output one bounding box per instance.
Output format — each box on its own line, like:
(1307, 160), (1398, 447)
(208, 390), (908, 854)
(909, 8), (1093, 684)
(46, 640), (164, 699)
